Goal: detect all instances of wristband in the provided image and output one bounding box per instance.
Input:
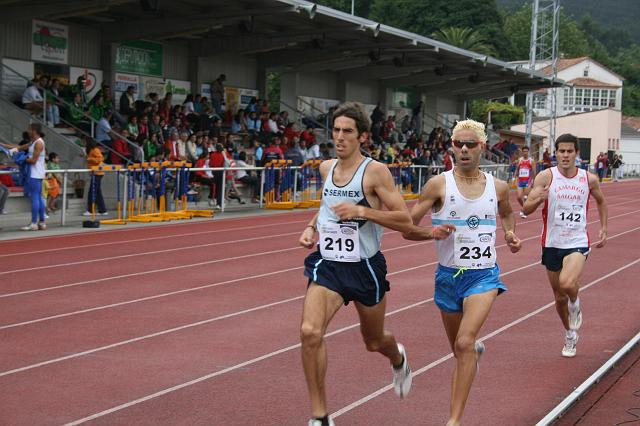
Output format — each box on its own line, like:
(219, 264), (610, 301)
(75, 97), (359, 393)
(505, 230), (515, 238)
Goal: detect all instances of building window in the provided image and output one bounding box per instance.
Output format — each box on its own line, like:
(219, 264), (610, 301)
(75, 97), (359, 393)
(609, 90), (616, 107)
(583, 68), (589, 77)
(534, 93), (546, 109)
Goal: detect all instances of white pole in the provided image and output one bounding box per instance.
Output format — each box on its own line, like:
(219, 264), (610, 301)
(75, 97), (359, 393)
(351, 0), (354, 15)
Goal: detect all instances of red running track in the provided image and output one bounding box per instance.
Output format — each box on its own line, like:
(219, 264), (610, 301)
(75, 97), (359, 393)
(0, 181), (638, 425)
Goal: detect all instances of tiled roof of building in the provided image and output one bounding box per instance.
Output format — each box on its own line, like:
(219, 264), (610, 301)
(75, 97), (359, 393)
(540, 57), (625, 81)
(568, 77), (621, 88)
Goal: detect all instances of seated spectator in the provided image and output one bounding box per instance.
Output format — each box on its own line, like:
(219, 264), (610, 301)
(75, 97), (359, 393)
(284, 140), (305, 166)
(300, 126), (316, 146)
(263, 137), (284, 163)
(231, 110), (248, 134)
(236, 151), (260, 203)
(267, 112), (279, 134)
(283, 122), (299, 143)
(45, 78), (62, 127)
(126, 115), (140, 140)
(22, 76), (45, 115)
(111, 129), (132, 164)
(193, 152), (217, 207)
(95, 109), (113, 151)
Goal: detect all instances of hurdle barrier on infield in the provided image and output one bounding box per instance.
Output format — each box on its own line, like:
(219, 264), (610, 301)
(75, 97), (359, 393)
(264, 159), (298, 209)
(101, 161), (213, 225)
(389, 162), (419, 200)
(296, 159), (322, 209)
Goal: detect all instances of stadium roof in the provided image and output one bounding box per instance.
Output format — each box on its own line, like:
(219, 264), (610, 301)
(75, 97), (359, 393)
(5, 0), (563, 99)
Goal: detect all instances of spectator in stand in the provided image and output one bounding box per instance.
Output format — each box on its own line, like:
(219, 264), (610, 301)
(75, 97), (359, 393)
(193, 94), (202, 113)
(138, 115), (150, 139)
(304, 137), (321, 161)
(149, 114), (163, 143)
(263, 136), (285, 162)
(159, 92), (172, 122)
(300, 126), (316, 146)
(236, 151), (260, 203)
(283, 122), (299, 144)
(142, 133), (159, 160)
(126, 115), (140, 140)
(211, 74), (226, 117)
(254, 139), (264, 167)
(186, 133), (198, 163)
(209, 117), (222, 139)
(443, 148), (454, 171)
(45, 78), (62, 127)
(208, 143), (226, 207)
(89, 95), (107, 122)
(193, 152), (217, 207)
(277, 111), (291, 131)
(267, 112), (279, 134)
(83, 138), (107, 216)
(247, 111), (261, 140)
(183, 94), (196, 115)
(231, 109), (247, 134)
(119, 86), (136, 118)
(96, 109), (113, 151)
(285, 140), (305, 166)
(111, 129), (132, 164)
(22, 76), (45, 115)
(612, 154), (624, 181)
(246, 97), (258, 114)
(67, 92), (91, 132)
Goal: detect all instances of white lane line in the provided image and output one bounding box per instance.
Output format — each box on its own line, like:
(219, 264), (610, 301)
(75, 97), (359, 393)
(0, 241), (429, 329)
(3, 196), (637, 274)
(330, 257), (640, 419)
(0, 220), (308, 258)
(3, 211), (637, 331)
(0, 259), (436, 377)
(3, 197), (635, 299)
(62, 254), (640, 426)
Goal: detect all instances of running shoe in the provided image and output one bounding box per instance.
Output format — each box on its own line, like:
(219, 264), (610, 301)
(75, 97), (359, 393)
(562, 333), (579, 357)
(392, 343), (412, 398)
(21, 223), (38, 231)
(475, 341), (485, 373)
(82, 211), (93, 216)
(519, 211), (527, 218)
(568, 302), (582, 330)
(308, 418), (335, 426)
(37, 222), (47, 230)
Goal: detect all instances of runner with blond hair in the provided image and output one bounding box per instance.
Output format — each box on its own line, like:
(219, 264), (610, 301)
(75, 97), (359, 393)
(403, 118), (522, 426)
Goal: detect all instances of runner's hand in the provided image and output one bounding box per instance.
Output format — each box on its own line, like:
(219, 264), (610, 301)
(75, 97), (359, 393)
(332, 202), (364, 221)
(505, 231), (522, 253)
(595, 229), (607, 248)
(432, 224), (455, 240)
(299, 226), (316, 249)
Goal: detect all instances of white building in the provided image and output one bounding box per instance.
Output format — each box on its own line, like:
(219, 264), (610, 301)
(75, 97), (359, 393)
(511, 57), (624, 118)
(620, 116), (640, 169)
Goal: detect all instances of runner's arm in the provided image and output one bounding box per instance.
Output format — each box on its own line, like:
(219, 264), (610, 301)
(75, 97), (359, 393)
(522, 170), (551, 215)
(299, 211), (320, 249)
(332, 161), (412, 233)
(588, 173), (608, 248)
(402, 175), (454, 241)
(496, 180), (521, 253)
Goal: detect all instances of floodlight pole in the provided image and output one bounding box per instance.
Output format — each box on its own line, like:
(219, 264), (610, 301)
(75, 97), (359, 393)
(351, 0), (355, 15)
(525, 0), (560, 155)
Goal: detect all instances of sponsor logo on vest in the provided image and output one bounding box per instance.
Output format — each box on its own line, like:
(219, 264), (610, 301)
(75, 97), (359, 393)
(450, 211), (457, 217)
(479, 233), (492, 243)
(467, 215), (480, 229)
(324, 188), (362, 197)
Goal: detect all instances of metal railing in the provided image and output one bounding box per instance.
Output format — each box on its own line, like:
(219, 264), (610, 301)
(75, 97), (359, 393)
(0, 62), (140, 165)
(1, 163), (513, 226)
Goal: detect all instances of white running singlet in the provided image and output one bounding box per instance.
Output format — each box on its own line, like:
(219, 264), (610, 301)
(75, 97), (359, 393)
(432, 171), (498, 269)
(542, 166), (590, 248)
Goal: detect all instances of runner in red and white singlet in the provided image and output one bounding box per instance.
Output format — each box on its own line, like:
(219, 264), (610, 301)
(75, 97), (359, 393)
(524, 134), (608, 358)
(515, 146), (536, 218)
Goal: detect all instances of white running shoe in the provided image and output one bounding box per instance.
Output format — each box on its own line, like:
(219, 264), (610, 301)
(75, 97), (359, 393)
(475, 341), (485, 373)
(392, 343), (412, 398)
(308, 418), (335, 426)
(21, 223), (38, 231)
(82, 211), (93, 217)
(99, 212), (109, 216)
(519, 211), (527, 218)
(562, 333), (579, 357)
(568, 302), (583, 331)
(37, 222), (47, 230)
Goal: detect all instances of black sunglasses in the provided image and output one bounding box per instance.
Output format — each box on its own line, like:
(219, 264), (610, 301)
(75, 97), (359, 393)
(452, 140), (480, 149)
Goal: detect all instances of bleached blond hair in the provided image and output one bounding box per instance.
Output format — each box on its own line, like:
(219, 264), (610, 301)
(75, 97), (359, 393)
(452, 119), (488, 143)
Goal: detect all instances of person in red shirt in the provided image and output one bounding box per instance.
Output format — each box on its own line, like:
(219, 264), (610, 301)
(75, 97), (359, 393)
(300, 126), (316, 146)
(194, 152), (216, 206)
(111, 129), (132, 164)
(208, 143), (225, 207)
(443, 149), (453, 171)
(514, 146), (536, 218)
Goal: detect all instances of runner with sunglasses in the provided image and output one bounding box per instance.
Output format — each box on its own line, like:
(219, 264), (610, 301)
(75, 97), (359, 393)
(403, 119), (521, 426)
(523, 133), (608, 358)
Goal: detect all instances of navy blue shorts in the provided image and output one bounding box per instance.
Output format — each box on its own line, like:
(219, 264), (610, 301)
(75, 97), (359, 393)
(434, 264), (507, 313)
(303, 250), (390, 306)
(517, 179), (530, 188)
(541, 247), (590, 272)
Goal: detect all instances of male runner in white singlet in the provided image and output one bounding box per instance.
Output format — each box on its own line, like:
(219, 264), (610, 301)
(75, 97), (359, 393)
(515, 145), (536, 218)
(298, 102), (413, 426)
(523, 133), (608, 357)
(403, 119), (522, 426)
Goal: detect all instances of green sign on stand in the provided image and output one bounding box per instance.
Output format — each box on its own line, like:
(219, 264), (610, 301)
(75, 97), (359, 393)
(115, 40), (163, 77)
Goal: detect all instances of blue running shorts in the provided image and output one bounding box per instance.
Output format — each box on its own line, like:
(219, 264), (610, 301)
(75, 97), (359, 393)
(434, 264), (507, 313)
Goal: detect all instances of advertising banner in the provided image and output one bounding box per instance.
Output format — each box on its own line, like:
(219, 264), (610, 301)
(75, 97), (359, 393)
(164, 79), (191, 104)
(141, 76), (166, 99)
(70, 67), (103, 100)
(115, 40), (163, 77)
(114, 73), (141, 102)
(31, 20), (68, 64)
(224, 87), (259, 114)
